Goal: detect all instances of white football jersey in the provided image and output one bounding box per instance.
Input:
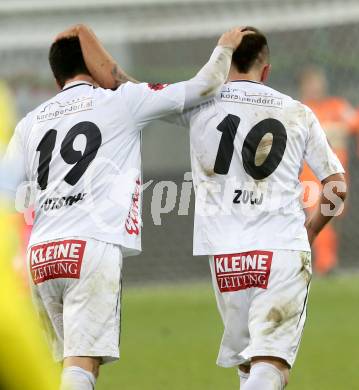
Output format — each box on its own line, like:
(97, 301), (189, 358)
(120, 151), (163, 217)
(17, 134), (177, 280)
(2, 45), (235, 257)
(4, 80), (189, 256)
(176, 80), (344, 255)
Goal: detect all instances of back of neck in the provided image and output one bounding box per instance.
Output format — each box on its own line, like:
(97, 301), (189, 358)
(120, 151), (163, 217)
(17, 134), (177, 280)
(64, 74), (95, 88)
(227, 69), (261, 83)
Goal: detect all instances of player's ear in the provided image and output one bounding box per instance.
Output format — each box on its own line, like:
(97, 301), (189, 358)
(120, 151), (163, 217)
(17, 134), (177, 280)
(261, 64), (271, 83)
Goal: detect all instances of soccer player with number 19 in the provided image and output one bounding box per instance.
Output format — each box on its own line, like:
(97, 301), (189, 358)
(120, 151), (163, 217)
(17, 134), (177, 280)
(1, 25), (251, 390)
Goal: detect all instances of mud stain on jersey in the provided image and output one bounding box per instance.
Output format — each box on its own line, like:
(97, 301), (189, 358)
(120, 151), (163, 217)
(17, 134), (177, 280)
(197, 151), (216, 176)
(300, 251), (312, 284)
(200, 71), (224, 97)
(203, 167), (215, 176)
(283, 104), (305, 135)
(88, 270), (119, 296)
(263, 302), (298, 336)
(201, 85), (218, 97)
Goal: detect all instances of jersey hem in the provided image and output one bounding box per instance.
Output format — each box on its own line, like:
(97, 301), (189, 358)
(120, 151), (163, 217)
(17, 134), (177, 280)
(28, 233), (141, 258)
(193, 244), (311, 256)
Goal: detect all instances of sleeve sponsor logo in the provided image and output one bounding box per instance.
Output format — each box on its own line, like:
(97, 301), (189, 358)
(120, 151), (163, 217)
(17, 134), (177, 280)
(147, 83), (169, 91)
(30, 239), (86, 285)
(125, 178), (141, 235)
(214, 250), (273, 293)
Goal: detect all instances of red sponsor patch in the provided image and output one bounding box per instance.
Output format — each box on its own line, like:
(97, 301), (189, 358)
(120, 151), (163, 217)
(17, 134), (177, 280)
(147, 83), (169, 91)
(214, 251), (273, 293)
(125, 178), (141, 235)
(30, 239), (86, 285)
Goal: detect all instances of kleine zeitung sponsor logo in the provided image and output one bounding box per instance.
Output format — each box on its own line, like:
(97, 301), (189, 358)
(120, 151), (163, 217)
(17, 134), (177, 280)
(214, 250), (273, 293)
(30, 239), (86, 284)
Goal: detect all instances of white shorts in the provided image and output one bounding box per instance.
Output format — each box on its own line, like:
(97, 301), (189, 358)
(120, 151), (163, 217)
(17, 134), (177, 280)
(209, 249), (312, 368)
(27, 237), (123, 364)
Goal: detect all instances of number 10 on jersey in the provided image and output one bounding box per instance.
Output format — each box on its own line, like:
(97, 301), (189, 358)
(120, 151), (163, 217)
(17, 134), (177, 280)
(214, 114), (287, 180)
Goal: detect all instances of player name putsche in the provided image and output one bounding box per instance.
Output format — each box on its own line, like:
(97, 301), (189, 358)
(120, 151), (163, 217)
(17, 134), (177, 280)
(41, 193), (86, 211)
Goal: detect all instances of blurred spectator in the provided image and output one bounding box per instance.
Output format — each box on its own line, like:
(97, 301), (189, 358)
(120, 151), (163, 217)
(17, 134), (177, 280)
(299, 66), (358, 274)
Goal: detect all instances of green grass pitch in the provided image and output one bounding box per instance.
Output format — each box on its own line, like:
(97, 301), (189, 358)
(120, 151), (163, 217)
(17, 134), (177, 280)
(97, 275), (358, 389)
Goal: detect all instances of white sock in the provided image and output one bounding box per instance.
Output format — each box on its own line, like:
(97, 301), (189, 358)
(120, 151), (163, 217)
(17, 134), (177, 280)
(242, 362), (285, 390)
(60, 366), (96, 390)
(238, 368), (250, 388)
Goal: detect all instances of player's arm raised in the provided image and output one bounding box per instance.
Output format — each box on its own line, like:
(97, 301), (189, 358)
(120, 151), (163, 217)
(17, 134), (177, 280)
(55, 25), (252, 100)
(181, 28), (253, 108)
(55, 24), (139, 88)
(114, 28), (253, 125)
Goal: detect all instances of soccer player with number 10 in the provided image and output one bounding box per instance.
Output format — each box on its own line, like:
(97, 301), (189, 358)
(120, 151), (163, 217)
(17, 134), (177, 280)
(171, 27), (347, 389)
(92, 27), (348, 389)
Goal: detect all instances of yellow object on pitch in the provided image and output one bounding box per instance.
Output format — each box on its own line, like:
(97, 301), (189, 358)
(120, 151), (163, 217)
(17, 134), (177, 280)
(0, 200), (61, 390)
(0, 80), (17, 149)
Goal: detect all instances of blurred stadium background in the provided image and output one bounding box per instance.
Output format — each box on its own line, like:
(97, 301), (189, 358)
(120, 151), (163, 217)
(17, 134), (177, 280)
(1, 1), (358, 389)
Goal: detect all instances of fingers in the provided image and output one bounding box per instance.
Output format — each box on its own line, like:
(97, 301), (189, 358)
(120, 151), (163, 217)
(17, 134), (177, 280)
(54, 28), (77, 43)
(218, 27), (256, 50)
(53, 24), (86, 42)
(54, 31), (74, 42)
(242, 30), (256, 37)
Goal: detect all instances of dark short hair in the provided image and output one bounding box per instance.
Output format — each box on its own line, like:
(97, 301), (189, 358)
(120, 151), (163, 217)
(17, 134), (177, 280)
(49, 37), (90, 88)
(232, 27), (270, 73)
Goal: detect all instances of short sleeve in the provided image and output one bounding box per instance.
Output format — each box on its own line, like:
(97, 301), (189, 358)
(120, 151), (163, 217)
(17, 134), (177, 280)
(304, 107), (345, 181)
(0, 119), (27, 197)
(120, 82), (186, 127)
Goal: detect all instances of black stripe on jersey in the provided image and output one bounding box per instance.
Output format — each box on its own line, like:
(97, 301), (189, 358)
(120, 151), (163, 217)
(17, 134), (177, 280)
(292, 279), (312, 362)
(230, 80), (262, 85)
(60, 83), (94, 93)
(117, 274), (123, 350)
(297, 279), (311, 328)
